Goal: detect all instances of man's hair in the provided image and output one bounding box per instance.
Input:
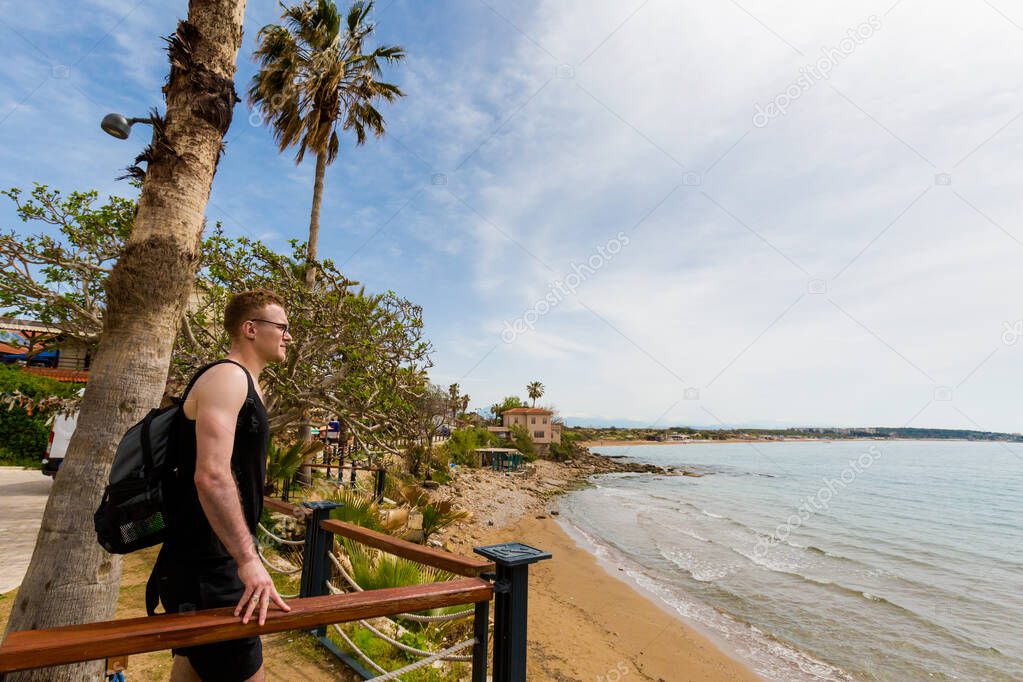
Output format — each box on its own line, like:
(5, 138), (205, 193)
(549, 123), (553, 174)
(223, 289), (284, 339)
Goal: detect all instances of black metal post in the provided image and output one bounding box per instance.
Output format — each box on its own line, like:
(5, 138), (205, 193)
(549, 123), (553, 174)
(471, 600), (490, 682)
(374, 468), (386, 501)
(299, 500), (342, 637)
(474, 542), (551, 682)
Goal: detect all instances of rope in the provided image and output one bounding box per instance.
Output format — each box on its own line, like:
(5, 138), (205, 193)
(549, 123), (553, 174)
(367, 638), (478, 680)
(331, 623), (388, 675)
(327, 552), (474, 622)
(257, 545), (303, 575)
(257, 522), (306, 546)
(325, 582), (473, 662)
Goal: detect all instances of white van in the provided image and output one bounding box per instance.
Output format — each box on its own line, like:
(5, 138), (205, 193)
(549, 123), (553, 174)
(42, 410), (77, 477)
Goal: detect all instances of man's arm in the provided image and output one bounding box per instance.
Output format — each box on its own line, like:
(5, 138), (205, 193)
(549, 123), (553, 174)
(191, 364), (289, 624)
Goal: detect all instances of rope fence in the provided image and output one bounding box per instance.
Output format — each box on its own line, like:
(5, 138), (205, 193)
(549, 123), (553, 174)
(257, 522), (306, 546)
(327, 551), (475, 622)
(325, 581), (474, 662)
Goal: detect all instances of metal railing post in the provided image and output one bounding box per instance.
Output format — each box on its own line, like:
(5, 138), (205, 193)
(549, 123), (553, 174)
(299, 500), (343, 637)
(474, 542), (551, 682)
(471, 599), (489, 682)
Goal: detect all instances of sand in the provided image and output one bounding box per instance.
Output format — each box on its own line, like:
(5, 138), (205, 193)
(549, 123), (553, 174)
(478, 514), (760, 682)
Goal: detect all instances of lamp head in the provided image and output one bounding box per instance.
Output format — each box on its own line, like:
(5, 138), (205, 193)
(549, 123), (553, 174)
(101, 113), (133, 140)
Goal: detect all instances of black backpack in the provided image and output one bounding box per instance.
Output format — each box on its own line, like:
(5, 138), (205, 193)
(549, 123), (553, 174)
(93, 360), (240, 553)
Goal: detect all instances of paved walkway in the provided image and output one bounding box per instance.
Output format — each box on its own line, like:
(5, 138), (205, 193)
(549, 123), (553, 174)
(0, 467), (51, 593)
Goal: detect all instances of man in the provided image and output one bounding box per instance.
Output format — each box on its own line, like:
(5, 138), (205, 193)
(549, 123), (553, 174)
(150, 290), (293, 682)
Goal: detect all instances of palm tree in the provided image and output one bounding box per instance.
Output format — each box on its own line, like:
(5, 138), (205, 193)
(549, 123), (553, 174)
(249, 0), (405, 287)
(3, 3), (247, 680)
(448, 382), (460, 422)
(527, 380), (545, 407)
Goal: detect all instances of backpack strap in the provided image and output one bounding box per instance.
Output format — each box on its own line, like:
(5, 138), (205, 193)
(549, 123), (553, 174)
(145, 544), (169, 616)
(180, 359), (256, 402)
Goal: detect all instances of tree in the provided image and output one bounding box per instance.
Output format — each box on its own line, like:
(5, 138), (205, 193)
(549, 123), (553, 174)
(527, 380), (544, 407)
(400, 382), (448, 479)
(489, 395), (525, 424)
(1, 3), (247, 680)
(0, 185), (133, 346)
(447, 382), (460, 422)
(249, 0), (405, 287)
(0, 192), (435, 464)
(174, 230), (433, 453)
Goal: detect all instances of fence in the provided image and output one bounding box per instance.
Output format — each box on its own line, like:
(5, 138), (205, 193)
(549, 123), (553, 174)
(0, 497), (550, 681)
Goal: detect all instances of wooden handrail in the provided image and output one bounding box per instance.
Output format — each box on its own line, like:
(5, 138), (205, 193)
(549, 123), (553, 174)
(321, 519), (494, 577)
(263, 496), (310, 517)
(0, 578), (492, 674)
(302, 463), (383, 471)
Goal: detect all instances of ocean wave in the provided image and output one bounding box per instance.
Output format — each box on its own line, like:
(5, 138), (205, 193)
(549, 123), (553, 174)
(660, 548), (736, 582)
(559, 513), (854, 681)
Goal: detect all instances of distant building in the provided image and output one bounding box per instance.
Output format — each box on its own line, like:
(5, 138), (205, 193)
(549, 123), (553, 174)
(488, 407), (562, 445)
(664, 432), (692, 441)
(0, 317), (91, 371)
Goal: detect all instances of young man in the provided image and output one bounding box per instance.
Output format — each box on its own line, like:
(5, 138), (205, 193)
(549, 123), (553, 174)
(150, 290), (292, 682)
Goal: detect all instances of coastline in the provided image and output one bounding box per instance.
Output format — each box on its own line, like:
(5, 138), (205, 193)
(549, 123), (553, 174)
(435, 451), (761, 681)
(579, 436), (997, 447)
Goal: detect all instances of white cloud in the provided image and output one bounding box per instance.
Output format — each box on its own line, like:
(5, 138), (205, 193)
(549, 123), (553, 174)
(415, 0), (1023, 431)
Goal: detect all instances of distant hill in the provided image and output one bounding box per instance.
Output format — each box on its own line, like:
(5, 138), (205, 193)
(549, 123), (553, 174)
(567, 424), (1023, 443)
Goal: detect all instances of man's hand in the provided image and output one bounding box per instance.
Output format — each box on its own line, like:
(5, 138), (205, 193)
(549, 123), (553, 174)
(234, 557), (291, 626)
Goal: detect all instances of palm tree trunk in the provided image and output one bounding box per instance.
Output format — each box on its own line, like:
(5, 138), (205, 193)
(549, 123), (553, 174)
(1, 3), (247, 680)
(304, 151), (327, 288)
(297, 152), (327, 482)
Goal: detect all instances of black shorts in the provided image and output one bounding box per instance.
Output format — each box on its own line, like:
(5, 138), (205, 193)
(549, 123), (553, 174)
(156, 552), (263, 682)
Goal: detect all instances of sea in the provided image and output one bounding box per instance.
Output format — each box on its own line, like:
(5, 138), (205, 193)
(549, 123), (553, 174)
(559, 440), (1023, 681)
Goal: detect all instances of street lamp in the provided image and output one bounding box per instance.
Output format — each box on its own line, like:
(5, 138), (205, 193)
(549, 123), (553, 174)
(100, 113), (151, 140)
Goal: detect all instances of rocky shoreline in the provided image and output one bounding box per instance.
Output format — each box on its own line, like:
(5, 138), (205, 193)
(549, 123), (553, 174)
(428, 447), (690, 553)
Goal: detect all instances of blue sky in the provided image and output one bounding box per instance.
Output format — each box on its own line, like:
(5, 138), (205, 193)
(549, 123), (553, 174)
(3, 1), (1023, 432)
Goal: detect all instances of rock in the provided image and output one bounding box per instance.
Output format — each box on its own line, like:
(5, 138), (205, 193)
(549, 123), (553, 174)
(422, 480), (439, 489)
(549, 510), (560, 516)
(426, 539), (443, 548)
(536, 514), (547, 519)
(487, 520), (494, 526)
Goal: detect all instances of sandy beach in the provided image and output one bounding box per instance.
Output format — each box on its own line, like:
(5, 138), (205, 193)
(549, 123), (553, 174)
(433, 454), (761, 681)
(478, 514), (760, 681)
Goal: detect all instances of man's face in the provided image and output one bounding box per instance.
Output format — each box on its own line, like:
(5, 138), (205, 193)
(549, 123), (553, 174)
(246, 304), (291, 363)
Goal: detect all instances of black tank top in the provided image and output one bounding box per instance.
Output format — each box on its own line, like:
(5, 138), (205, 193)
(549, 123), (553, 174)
(167, 359), (269, 560)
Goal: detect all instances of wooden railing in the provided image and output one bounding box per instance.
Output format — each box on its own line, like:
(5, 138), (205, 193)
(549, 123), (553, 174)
(0, 496), (546, 681)
(0, 580), (492, 674)
(321, 518), (494, 577)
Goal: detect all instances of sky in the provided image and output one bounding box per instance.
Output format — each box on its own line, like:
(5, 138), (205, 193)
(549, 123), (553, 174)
(2, 0), (1023, 432)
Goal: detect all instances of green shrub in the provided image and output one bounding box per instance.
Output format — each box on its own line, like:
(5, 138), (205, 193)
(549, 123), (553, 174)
(0, 365), (82, 466)
(548, 430), (579, 461)
(509, 424), (536, 461)
(439, 426), (502, 467)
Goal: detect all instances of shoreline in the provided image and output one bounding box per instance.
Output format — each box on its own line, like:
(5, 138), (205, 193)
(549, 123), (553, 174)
(477, 513), (760, 681)
(579, 436), (1004, 447)
(435, 451), (762, 681)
